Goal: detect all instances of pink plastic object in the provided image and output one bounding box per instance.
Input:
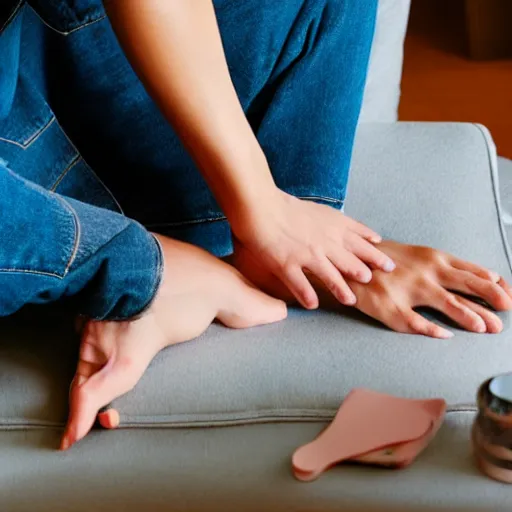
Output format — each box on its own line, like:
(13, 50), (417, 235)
(292, 389), (446, 481)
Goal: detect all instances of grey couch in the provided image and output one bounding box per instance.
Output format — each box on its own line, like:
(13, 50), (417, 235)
(3, 2), (512, 511)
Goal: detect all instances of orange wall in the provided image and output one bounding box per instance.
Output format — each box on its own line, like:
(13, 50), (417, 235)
(399, 0), (512, 159)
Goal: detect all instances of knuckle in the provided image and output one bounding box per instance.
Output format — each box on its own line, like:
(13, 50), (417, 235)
(309, 245), (324, 261)
(421, 246), (445, 266)
(406, 316), (423, 332)
(280, 260), (296, 275)
(429, 325), (442, 337)
(481, 270), (494, 281)
(442, 293), (458, 309)
(437, 267), (452, 282)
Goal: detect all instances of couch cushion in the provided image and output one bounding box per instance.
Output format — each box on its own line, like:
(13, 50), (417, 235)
(0, 410), (504, 512)
(360, 0), (411, 122)
(0, 122), (509, 430)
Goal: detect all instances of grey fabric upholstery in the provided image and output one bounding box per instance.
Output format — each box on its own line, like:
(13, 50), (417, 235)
(360, 0), (411, 122)
(1, 122), (511, 511)
(498, 156), (512, 243)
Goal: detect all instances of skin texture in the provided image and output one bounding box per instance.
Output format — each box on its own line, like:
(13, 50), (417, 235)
(104, 0), (396, 309)
(59, 2), (512, 447)
(89, 240), (512, 440)
(230, 240), (512, 339)
(60, 234), (287, 450)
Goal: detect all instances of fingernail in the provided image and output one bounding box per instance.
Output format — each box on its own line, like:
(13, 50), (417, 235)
(383, 260), (396, 272)
(371, 236), (382, 244)
(345, 294), (357, 306)
(359, 272), (372, 284)
(476, 321), (486, 333)
(60, 436), (70, 451)
(442, 331), (455, 339)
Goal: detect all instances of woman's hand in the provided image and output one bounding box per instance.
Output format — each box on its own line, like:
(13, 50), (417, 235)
(231, 189), (396, 310)
(347, 241), (512, 338)
(232, 238), (512, 339)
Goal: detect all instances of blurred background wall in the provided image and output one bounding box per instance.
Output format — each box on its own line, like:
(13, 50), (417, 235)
(399, 0), (512, 160)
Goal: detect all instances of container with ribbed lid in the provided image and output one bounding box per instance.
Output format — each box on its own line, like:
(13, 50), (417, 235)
(473, 373), (512, 482)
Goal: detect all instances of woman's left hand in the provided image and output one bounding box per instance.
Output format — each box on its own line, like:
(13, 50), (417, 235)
(231, 188), (396, 310)
(346, 241), (512, 338)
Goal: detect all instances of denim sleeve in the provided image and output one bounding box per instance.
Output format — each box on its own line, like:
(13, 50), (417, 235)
(0, 160), (163, 320)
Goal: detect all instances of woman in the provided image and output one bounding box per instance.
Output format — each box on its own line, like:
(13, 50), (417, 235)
(1, 0), (510, 450)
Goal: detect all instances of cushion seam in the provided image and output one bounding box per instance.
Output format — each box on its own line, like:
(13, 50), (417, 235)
(472, 123), (512, 276)
(0, 405), (477, 431)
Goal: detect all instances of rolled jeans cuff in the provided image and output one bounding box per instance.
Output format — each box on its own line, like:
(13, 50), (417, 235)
(63, 197), (164, 321)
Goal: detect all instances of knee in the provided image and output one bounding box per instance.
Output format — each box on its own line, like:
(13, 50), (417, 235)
(314, 0), (378, 34)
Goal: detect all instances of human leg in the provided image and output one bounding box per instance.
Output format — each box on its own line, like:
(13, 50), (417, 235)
(0, 6), (286, 449)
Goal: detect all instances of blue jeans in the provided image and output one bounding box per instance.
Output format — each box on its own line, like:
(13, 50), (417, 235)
(0, 0), (377, 320)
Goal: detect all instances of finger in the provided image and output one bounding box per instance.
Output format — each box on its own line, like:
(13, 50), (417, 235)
(280, 265), (319, 310)
(76, 360), (120, 429)
(498, 276), (512, 300)
(79, 340), (106, 365)
(454, 295), (503, 334)
(62, 359), (147, 450)
(329, 248), (373, 284)
(347, 235), (396, 273)
(450, 258), (500, 282)
(306, 258), (356, 306)
(402, 310), (454, 339)
(424, 287), (487, 333)
(356, 299), (453, 339)
(344, 217), (382, 243)
(443, 270), (512, 311)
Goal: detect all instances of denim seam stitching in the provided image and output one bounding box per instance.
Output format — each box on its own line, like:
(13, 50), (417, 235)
(29, 9), (107, 36)
(1, 166), (77, 278)
(145, 215), (227, 228)
(299, 195), (343, 204)
(129, 233), (165, 319)
(0, 268), (62, 279)
(144, 196), (343, 228)
(54, 195), (81, 276)
(50, 116), (125, 215)
(50, 154), (81, 192)
(0, 116), (55, 149)
(0, 0), (23, 34)
(93, 232), (165, 321)
(83, 166), (124, 215)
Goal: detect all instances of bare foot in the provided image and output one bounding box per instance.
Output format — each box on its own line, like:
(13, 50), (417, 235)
(232, 239), (512, 339)
(61, 235), (287, 450)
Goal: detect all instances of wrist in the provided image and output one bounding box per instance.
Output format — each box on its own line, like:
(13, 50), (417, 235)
(211, 149), (280, 229)
(227, 180), (285, 240)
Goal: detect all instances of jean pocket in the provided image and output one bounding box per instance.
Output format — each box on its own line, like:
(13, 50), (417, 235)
(0, 77), (54, 149)
(28, 0), (105, 35)
(0, 75), (121, 214)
